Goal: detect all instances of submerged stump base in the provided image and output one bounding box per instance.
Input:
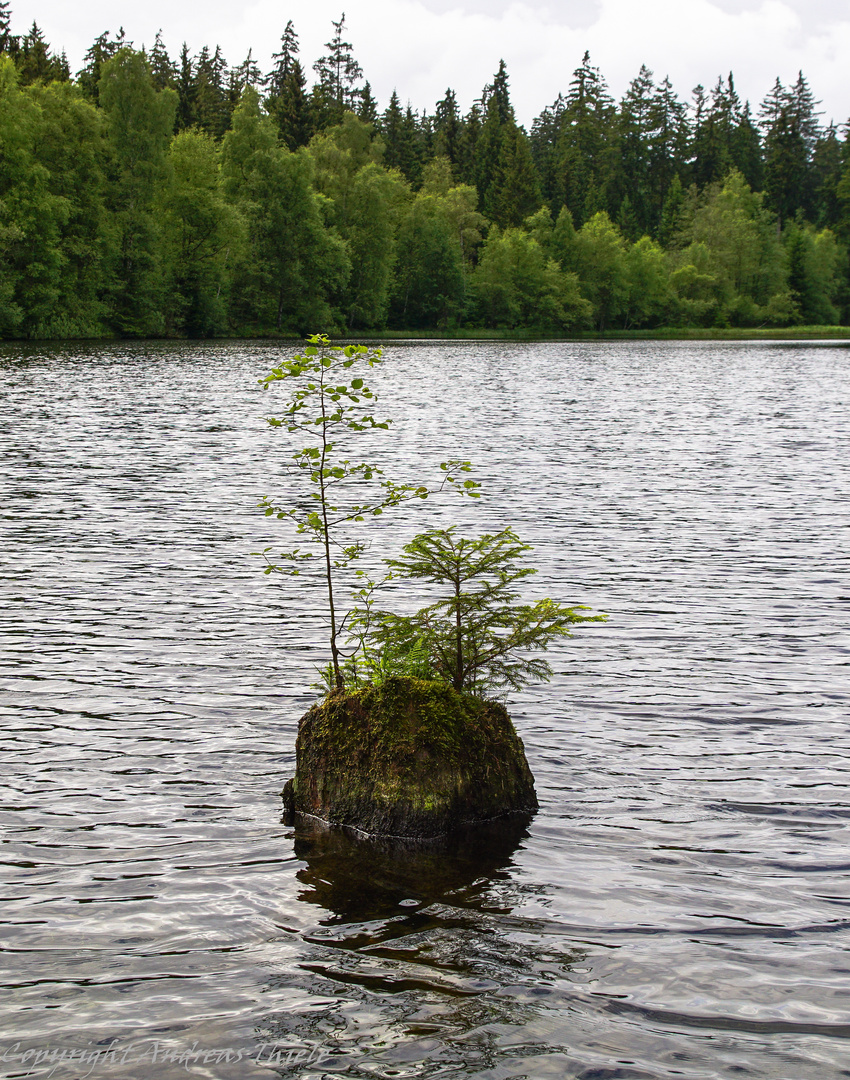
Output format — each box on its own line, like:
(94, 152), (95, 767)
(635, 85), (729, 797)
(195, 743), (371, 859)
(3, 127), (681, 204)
(282, 675), (538, 839)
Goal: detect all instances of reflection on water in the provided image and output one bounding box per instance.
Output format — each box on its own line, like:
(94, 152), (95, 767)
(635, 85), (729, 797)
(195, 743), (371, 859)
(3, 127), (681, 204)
(291, 814), (535, 917)
(2, 339), (850, 1079)
(261, 817), (584, 1079)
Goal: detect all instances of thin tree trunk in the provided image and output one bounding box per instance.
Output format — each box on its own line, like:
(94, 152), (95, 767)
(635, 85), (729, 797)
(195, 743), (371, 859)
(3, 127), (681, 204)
(454, 575), (463, 690)
(317, 367), (342, 689)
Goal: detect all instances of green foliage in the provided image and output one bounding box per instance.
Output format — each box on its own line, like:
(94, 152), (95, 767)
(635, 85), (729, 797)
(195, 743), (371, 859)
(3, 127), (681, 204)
(784, 221), (840, 324)
(307, 116), (408, 328)
(671, 170), (789, 326)
(222, 90), (349, 332)
(1, 18), (850, 339)
(472, 226), (591, 329)
(99, 47), (177, 334)
(571, 211), (630, 330)
(390, 192), (467, 328)
(257, 334), (480, 688)
(161, 130), (244, 335)
(312, 635), (435, 694)
(26, 80), (111, 336)
(357, 526), (605, 695)
(0, 56), (67, 335)
(622, 236), (670, 328)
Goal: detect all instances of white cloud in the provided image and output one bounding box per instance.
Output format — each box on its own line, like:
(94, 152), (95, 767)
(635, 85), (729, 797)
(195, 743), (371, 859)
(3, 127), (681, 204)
(10, 0), (850, 125)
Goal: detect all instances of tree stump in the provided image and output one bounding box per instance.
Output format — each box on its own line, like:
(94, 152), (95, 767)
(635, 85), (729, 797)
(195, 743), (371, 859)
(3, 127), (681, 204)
(282, 675), (538, 839)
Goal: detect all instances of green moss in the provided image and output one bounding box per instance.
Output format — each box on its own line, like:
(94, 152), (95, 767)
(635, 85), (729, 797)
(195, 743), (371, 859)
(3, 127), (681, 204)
(286, 675), (537, 838)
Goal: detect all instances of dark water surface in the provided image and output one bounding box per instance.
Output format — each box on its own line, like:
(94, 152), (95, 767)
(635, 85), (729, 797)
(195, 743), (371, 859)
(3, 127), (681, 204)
(2, 339), (849, 1079)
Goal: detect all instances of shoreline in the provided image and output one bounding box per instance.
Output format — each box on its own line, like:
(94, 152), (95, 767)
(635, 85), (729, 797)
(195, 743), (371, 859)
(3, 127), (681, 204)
(2, 326), (850, 347)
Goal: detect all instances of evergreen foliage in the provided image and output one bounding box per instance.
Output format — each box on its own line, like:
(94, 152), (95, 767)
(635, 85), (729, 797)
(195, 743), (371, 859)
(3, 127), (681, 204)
(0, 3), (849, 338)
(361, 527), (604, 695)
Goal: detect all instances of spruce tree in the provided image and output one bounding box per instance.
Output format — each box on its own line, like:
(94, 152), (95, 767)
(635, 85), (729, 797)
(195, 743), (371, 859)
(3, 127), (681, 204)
(433, 88), (461, 165)
(811, 124), (844, 228)
(78, 30), (124, 103)
(193, 45), (232, 139)
(232, 48), (262, 96)
(730, 101), (763, 191)
(357, 80), (377, 123)
(380, 91), (404, 168)
(759, 75), (819, 225)
(148, 30), (176, 92)
(266, 23), (311, 148)
(273, 59), (311, 149)
(455, 100), (482, 188)
(0, 1), (14, 54)
(489, 124), (541, 228)
(552, 52), (616, 225)
(267, 20), (298, 95)
(312, 13), (363, 129)
(530, 93), (566, 209)
(17, 22), (56, 85)
(175, 43), (195, 130)
(647, 76), (689, 233)
(615, 65), (656, 235)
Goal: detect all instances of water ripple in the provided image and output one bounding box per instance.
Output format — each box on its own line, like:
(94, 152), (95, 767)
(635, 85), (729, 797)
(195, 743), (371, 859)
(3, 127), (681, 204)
(2, 339), (850, 1079)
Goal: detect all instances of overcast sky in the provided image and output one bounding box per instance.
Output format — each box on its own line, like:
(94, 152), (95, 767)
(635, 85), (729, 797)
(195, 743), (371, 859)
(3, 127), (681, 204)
(11, 0), (850, 127)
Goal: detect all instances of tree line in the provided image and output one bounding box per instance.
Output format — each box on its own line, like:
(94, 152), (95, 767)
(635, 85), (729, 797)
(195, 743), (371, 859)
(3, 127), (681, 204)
(1, 4), (849, 339)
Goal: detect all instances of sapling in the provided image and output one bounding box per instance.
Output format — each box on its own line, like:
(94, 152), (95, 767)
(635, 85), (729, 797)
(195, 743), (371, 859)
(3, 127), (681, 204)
(257, 334), (479, 689)
(358, 526), (606, 695)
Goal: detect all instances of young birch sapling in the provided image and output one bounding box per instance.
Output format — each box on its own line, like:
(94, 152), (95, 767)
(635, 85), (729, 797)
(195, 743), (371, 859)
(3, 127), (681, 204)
(257, 335), (479, 690)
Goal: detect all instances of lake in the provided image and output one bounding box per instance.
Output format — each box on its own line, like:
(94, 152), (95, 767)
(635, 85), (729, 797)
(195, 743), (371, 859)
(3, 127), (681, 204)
(2, 338), (849, 1079)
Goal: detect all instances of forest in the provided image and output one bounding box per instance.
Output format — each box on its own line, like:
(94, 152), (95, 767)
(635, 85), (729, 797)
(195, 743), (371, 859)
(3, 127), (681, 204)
(1, 3), (849, 339)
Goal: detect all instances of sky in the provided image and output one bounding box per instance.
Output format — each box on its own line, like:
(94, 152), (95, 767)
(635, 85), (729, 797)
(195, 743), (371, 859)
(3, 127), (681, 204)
(10, 0), (850, 128)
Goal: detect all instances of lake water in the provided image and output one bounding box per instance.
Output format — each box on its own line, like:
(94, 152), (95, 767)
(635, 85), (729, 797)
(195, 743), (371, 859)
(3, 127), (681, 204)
(2, 338), (849, 1080)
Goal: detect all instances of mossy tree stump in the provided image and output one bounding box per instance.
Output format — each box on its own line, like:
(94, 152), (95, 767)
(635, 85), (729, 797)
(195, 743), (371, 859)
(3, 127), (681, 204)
(282, 675), (538, 839)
